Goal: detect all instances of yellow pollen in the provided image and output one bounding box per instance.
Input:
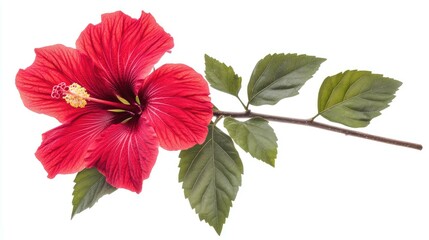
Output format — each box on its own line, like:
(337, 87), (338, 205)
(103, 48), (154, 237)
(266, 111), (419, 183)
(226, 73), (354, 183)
(63, 83), (89, 108)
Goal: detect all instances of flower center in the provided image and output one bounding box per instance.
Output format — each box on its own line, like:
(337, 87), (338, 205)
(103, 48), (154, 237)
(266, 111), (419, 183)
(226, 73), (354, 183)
(51, 82), (143, 120)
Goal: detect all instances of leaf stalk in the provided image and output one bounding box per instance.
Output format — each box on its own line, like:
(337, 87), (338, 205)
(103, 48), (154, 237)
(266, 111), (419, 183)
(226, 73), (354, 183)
(236, 96), (248, 111)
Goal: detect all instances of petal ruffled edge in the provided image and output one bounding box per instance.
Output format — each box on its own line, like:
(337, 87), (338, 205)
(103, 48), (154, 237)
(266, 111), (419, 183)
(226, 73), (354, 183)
(85, 118), (159, 193)
(36, 110), (114, 178)
(140, 64), (213, 150)
(76, 11), (174, 95)
(16, 45), (109, 122)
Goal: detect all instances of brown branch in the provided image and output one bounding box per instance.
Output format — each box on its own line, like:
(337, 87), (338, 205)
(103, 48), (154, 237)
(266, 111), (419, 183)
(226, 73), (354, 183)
(214, 110), (423, 150)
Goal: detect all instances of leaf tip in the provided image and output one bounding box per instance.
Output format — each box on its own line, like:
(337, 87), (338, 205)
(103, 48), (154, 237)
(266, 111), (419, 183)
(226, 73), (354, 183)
(70, 211), (76, 220)
(71, 168), (117, 219)
(214, 225), (223, 235)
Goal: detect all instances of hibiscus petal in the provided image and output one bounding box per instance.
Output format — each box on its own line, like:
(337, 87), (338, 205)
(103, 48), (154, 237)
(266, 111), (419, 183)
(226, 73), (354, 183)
(36, 110), (114, 178)
(86, 119), (159, 193)
(16, 45), (109, 122)
(76, 11), (174, 95)
(140, 64), (213, 150)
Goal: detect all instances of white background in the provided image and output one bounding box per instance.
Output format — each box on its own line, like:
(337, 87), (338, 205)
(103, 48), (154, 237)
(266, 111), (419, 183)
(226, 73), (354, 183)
(1, 0), (428, 239)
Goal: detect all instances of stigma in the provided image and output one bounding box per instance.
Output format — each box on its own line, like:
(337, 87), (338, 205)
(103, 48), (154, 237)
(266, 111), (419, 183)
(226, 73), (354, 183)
(51, 82), (89, 108)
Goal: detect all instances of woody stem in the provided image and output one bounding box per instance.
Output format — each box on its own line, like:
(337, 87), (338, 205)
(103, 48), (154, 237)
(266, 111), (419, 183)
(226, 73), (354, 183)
(214, 110), (423, 150)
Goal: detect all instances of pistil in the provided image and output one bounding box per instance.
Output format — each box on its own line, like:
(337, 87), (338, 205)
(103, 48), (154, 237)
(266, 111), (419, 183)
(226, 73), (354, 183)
(51, 82), (140, 113)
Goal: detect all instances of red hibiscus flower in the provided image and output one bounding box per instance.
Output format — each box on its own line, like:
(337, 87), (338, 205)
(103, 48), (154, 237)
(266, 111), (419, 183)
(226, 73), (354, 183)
(16, 11), (213, 193)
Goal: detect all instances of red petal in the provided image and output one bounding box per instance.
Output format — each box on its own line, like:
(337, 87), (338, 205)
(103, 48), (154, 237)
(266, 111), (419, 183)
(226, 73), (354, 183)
(140, 64), (213, 150)
(36, 110), (114, 178)
(76, 11), (174, 93)
(86, 119), (159, 193)
(16, 45), (109, 122)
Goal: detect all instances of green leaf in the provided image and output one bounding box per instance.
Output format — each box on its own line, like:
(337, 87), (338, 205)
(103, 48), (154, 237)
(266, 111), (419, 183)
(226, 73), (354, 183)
(224, 117), (277, 167)
(317, 70), (402, 128)
(71, 168), (117, 218)
(247, 53), (326, 106)
(179, 123), (243, 235)
(204, 54), (242, 97)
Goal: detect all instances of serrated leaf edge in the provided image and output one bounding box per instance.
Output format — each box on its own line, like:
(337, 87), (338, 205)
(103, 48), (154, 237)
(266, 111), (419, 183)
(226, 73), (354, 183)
(248, 53), (326, 106)
(71, 168), (116, 219)
(224, 117), (277, 167)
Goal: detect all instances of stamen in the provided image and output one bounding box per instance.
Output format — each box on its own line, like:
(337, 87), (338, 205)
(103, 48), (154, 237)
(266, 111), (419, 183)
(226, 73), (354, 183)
(64, 83), (90, 108)
(51, 82), (89, 108)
